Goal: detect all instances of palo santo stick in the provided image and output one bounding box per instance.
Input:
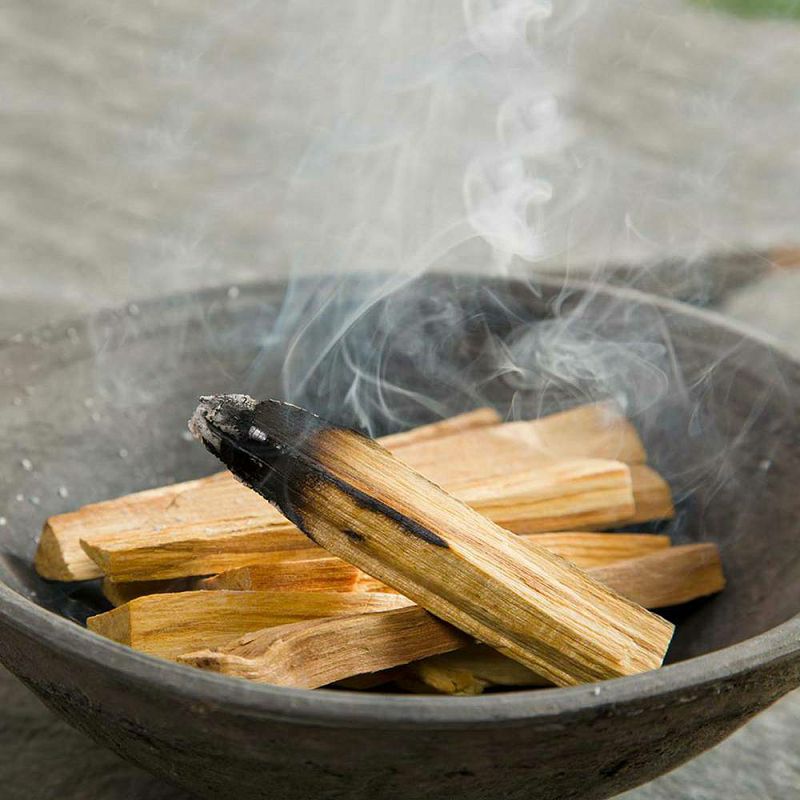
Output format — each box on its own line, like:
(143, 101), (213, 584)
(200, 554), (362, 593)
(179, 607), (470, 688)
(451, 460), (635, 534)
(203, 533), (671, 594)
(81, 517), (311, 584)
(396, 401), (647, 486)
(531, 531), (670, 568)
(35, 474), (222, 582)
(87, 590), (412, 660)
(104, 549), (356, 605)
(36, 408), (501, 581)
(589, 542), (725, 609)
(189, 396), (673, 686)
(37, 402), (646, 582)
(184, 544), (722, 690)
(79, 459), (637, 583)
(377, 407), (501, 448)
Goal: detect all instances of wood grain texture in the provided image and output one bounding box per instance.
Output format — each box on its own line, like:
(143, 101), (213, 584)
(178, 607), (469, 688)
(590, 543), (725, 609)
(402, 543), (726, 694)
(627, 464), (674, 523)
(86, 590), (412, 660)
(190, 396), (673, 686)
(199, 554), (362, 593)
(393, 401), (647, 486)
(376, 407), (501, 448)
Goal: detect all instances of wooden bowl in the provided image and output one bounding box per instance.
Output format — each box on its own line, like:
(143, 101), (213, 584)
(1, 275), (799, 800)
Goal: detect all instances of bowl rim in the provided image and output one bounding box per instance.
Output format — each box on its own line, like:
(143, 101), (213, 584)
(2, 274), (799, 729)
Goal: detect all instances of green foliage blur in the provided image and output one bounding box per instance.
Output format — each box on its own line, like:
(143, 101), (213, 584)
(694, 0), (800, 18)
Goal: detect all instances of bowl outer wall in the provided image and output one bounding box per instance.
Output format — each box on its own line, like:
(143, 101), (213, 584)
(1, 275), (800, 800)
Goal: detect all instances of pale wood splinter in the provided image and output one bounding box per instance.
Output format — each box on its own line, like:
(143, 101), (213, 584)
(87, 590), (412, 660)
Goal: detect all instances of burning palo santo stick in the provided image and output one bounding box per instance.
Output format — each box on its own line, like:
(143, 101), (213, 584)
(35, 407), (501, 582)
(199, 533), (671, 594)
(181, 543), (722, 689)
(188, 395), (673, 686)
(87, 590), (412, 660)
(77, 458), (638, 583)
(37, 402), (656, 582)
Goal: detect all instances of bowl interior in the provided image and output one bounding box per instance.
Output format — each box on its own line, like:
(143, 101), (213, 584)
(1, 274), (799, 666)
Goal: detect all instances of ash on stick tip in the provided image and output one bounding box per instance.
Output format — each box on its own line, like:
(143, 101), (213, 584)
(188, 394), (257, 450)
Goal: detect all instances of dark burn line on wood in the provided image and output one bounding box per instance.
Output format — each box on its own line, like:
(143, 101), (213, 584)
(338, 478), (451, 549)
(192, 396), (450, 550)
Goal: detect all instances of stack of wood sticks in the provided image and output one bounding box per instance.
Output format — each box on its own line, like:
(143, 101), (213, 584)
(35, 401), (724, 694)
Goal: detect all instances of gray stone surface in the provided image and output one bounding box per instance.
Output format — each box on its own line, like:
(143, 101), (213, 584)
(3, 0), (800, 797)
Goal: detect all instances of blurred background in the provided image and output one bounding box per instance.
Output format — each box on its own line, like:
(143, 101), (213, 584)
(2, 0), (800, 797)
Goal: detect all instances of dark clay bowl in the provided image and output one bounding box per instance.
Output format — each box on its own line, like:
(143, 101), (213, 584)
(1, 275), (799, 800)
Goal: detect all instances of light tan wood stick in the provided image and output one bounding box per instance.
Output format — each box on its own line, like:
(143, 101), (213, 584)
(377, 407), (501, 448)
(78, 458), (640, 583)
(532, 531), (671, 568)
(87, 590), (412, 660)
(446, 460), (637, 534)
(36, 402), (647, 581)
(396, 401), (647, 486)
(188, 396), (673, 686)
(200, 533), (671, 595)
(103, 549), (350, 606)
(178, 607), (470, 688)
(181, 543), (722, 689)
(589, 542), (725, 609)
(200, 553), (362, 593)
